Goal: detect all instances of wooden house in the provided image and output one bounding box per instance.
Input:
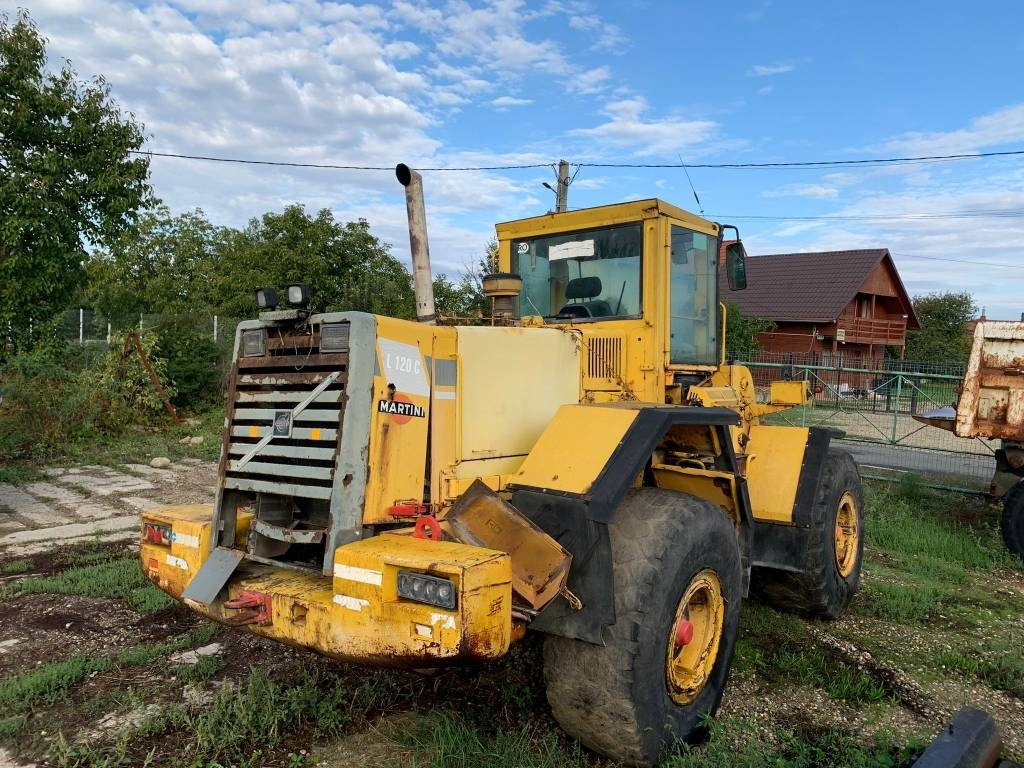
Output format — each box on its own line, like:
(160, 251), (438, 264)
(720, 247), (920, 368)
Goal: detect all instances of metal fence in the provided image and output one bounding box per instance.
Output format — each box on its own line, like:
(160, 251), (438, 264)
(739, 355), (993, 493)
(51, 315), (993, 492)
(61, 308), (241, 348)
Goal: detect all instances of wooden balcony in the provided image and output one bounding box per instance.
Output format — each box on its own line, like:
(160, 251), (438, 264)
(831, 316), (907, 345)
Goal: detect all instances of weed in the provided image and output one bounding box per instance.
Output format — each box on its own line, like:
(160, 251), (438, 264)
(128, 583), (178, 614)
(179, 665), (369, 767)
(0, 656), (113, 711)
(9, 557), (141, 600)
(397, 711), (589, 768)
(177, 654), (224, 683)
(856, 581), (943, 623)
(735, 604), (893, 705)
(866, 485), (1015, 573)
(664, 714), (923, 767)
(0, 465), (43, 485)
(4, 554), (177, 615)
(936, 632), (1024, 697)
(0, 714), (27, 739)
(51, 730), (159, 768)
(895, 473), (931, 505)
(0, 559), (32, 575)
(0, 623), (217, 713)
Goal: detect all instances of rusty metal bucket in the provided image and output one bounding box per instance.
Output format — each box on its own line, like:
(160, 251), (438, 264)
(446, 480), (573, 611)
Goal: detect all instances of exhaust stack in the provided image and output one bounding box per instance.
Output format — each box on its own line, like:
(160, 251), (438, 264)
(396, 163), (436, 324)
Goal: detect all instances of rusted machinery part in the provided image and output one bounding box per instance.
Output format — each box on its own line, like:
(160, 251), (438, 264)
(912, 406), (957, 431)
(912, 707), (1003, 768)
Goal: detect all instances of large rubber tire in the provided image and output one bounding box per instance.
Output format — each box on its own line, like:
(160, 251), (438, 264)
(543, 489), (742, 767)
(1001, 481), (1024, 559)
(755, 449), (864, 619)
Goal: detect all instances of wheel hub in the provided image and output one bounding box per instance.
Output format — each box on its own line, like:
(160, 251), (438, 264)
(834, 491), (860, 578)
(666, 569), (724, 705)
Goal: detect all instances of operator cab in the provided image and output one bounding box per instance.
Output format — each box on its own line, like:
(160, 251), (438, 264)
(499, 199), (746, 369)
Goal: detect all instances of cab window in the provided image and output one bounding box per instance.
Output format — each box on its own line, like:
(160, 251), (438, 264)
(511, 223), (642, 321)
(669, 225), (718, 365)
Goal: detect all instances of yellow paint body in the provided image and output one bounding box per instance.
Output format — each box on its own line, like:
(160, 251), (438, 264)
(140, 504), (250, 597)
(744, 425), (811, 523)
(513, 404), (639, 494)
(141, 196), (827, 670)
(142, 510), (514, 664)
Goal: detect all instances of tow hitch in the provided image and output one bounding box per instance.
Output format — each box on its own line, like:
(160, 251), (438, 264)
(223, 590), (273, 626)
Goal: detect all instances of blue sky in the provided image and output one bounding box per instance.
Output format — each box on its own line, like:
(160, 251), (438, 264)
(23, 0), (1024, 319)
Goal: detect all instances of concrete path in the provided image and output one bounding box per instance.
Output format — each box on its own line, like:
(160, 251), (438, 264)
(0, 460), (216, 556)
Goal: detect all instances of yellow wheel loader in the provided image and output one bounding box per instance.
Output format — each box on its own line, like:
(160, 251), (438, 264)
(140, 166), (864, 766)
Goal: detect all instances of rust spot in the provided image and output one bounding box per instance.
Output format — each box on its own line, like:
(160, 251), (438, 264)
(342, 473), (353, 487)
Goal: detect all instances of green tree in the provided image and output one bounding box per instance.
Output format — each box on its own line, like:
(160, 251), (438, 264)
(904, 291), (977, 362)
(213, 206), (414, 318)
(724, 301), (774, 360)
(0, 10), (152, 353)
(432, 240), (500, 319)
(85, 207), (224, 322)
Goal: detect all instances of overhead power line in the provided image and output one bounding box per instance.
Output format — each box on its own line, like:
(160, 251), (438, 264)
(587, 148), (1024, 169)
(711, 208), (1024, 222)
(130, 147), (1024, 172)
(130, 151), (549, 171)
(890, 252), (1021, 269)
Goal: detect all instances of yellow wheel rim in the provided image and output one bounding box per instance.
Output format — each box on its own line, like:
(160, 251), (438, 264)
(666, 569), (724, 706)
(834, 491), (860, 578)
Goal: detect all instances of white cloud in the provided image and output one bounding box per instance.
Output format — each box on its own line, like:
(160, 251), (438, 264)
(762, 184), (840, 200)
(568, 14), (628, 52)
(747, 170), (1024, 319)
(749, 62), (794, 77)
(569, 97), (718, 156)
(491, 95), (533, 108)
(567, 65), (610, 95)
(877, 104), (1024, 156)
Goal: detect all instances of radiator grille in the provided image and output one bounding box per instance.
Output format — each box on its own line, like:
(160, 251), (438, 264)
(584, 334), (625, 389)
(222, 323), (348, 501)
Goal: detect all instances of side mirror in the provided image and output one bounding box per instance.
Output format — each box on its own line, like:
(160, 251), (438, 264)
(725, 241), (748, 291)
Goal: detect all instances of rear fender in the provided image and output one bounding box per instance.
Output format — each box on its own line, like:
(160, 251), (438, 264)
(507, 403), (751, 643)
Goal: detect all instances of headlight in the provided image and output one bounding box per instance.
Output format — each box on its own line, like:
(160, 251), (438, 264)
(397, 571), (457, 610)
(242, 329), (267, 357)
(320, 322), (350, 352)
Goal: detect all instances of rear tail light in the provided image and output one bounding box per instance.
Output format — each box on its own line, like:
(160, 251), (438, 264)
(143, 522), (172, 546)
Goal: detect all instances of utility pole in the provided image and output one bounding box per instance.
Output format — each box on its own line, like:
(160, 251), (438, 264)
(555, 159), (569, 212)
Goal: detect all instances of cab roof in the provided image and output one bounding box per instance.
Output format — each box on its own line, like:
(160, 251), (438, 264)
(495, 198), (720, 239)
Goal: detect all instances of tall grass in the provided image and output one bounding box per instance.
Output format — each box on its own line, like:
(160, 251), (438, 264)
(3, 555), (177, 615)
(864, 480), (1015, 573)
(734, 604), (892, 705)
(396, 711), (590, 768)
(664, 715), (924, 768)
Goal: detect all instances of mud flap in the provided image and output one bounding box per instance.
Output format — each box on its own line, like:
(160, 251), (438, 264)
(181, 547), (245, 604)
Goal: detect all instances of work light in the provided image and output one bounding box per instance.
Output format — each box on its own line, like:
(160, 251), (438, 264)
(286, 283), (311, 309)
(397, 571), (457, 610)
(255, 287), (278, 310)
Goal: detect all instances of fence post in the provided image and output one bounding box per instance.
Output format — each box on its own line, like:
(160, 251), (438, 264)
(891, 373), (903, 444)
(213, 315), (218, 342)
(106, 323), (111, 344)
(79, 308), (84, 344)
